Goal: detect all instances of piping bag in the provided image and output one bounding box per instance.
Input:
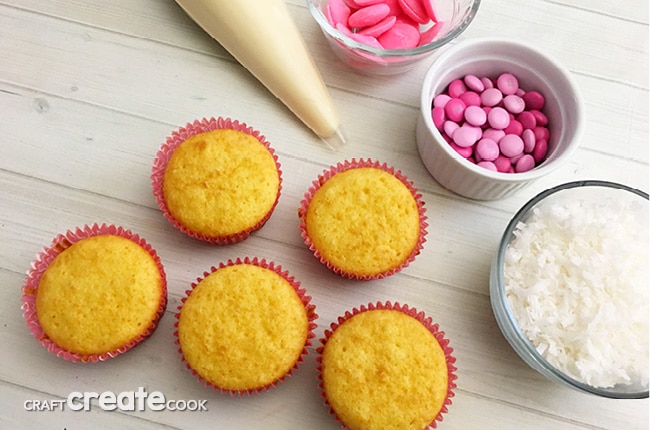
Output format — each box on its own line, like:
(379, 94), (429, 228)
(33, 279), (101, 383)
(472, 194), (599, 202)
(174, 0), (346, 150)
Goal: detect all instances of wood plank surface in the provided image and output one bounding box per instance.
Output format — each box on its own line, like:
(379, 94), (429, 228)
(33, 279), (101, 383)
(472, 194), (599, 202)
(1, 0), (647, 428)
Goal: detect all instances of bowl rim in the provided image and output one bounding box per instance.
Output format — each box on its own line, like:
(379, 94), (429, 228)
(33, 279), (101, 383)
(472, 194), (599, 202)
(419, 37), (585, 183)
(307, 0), (481, 57)
(491, 180), (649, 399)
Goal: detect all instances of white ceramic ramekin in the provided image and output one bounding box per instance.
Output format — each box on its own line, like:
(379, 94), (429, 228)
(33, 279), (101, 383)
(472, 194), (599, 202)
(416, 38), (584, 200)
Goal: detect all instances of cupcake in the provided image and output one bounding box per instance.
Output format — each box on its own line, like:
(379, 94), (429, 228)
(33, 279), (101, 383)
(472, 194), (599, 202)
(317, 302), (457, 430)
(175, 257), (317, 395)
(151, 117), (282, 244)
(21, 224), (167, 363)
(299, 159), (427, 279)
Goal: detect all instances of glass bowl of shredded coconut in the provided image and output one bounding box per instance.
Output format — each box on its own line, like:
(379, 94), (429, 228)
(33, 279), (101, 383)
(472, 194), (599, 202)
(490, 180), (649, 399)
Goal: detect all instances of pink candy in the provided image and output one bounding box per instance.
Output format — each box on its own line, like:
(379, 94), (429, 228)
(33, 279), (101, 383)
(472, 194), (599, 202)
(429, 72), (551, 173)
(325, 0), (443, 50)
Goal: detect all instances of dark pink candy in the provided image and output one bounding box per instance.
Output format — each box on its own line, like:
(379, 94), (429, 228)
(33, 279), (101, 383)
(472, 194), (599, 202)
(459, 91), (481, 107)
(444, 98), (466, 122)
(448, 79), (468, 98)
(522, 90), (545, 110)
(534, 126), (550, 141)
(449, 141), (473, 158)
(431, 107), (445, 129)
(517, 111), (537, 130)
(533, 138), (548, 163)
(503, 119), (523, 136)
(494, 155), (513, 173)
(530, 109), (548, 126)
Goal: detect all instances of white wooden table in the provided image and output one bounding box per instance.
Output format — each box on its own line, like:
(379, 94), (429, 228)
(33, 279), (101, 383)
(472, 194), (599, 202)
(1, 0), (648, 428)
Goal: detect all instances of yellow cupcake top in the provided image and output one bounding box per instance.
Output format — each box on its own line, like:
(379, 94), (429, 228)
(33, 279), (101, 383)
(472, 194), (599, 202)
(320, 309), (449, 430)
(35, 235), (164, 357)
(162, 129), (280, 238)
(304, 167), (421, 277)
(177, 263), (310, 392)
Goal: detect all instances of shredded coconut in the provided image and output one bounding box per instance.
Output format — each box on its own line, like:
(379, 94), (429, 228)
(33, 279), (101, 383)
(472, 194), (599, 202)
(503, 193), (649, 389)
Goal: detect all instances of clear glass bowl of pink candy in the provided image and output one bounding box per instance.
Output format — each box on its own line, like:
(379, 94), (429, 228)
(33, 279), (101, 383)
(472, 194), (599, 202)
(307, 0), (481, 75)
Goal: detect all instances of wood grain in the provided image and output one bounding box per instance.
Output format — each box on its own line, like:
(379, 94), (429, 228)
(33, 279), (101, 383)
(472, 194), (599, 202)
(0, 0), (647, 428)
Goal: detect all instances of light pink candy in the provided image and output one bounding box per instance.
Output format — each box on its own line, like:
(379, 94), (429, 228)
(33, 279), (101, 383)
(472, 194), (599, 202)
(433, 94), (451, 108)
(453, 125), (479, 148)
(503, 95), (525, 114)
(487, 107), (510, 130)
(499, 134), (524, 157)
(358, 15), (397, 37)
(348, 3), (390, 28)
(377, 21), (420, 49)
(337, 23), (384, 48)
(381, 0), (404, 16)
(482, 128), (505, 143)
(397, 0), (430, 24)
(443, 120), (459, 137)
(522, 129), (536, 153)
(476, 138), (499, 161)
(477, 161), (497, 171)
(515, 154), (536, 172)
(464, 105), (486, 126)
(497, 73), (519, 95)
(481, 88), (503, 107)
(419, 21), (444, 45)
(464, 74), (485, 93)
(422, 0), (438, 22)
(480, 77), (494, 89)
(354, 0), (386, 5)
(326, 0), (351, 25)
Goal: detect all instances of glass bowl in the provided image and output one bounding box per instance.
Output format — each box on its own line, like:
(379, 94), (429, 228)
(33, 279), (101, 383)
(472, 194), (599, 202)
(490, 180), (649, 399)
(307, 0), (481, 75)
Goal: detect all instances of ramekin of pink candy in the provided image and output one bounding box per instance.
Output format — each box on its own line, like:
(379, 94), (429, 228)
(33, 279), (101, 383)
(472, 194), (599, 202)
(416, 38), (584, 200)
(307, 0), (480, 75)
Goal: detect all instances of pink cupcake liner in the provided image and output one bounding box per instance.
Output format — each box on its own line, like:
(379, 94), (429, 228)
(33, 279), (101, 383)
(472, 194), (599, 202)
(174, 256), (318, 396)
(21, 223), (168, 363)
(151, 117), (283, 245)
(317, 301), (457, 430)
(298, 158), (428, 280)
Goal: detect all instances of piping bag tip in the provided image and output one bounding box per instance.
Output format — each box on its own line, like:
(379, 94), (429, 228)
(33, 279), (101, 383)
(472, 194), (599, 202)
(321, 125), (347, 151)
